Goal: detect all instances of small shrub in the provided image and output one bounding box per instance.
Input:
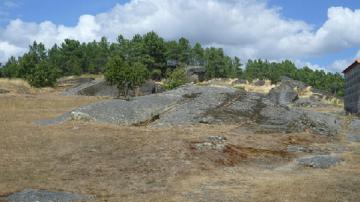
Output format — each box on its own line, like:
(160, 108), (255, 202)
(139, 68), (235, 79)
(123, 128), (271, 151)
(164, 67), (188, 90)
(27, 61), (58, 87)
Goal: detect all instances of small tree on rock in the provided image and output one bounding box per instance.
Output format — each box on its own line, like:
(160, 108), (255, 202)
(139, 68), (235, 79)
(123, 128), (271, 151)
(105, 56), (149, 98)
(164, 67), (188, 90)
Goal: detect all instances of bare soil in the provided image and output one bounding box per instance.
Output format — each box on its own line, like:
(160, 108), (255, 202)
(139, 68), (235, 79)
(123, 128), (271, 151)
(1, 92), (360, 201)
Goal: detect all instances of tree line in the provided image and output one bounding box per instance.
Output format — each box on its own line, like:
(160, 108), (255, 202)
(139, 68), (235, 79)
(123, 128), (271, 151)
(0, 31), (344, 96)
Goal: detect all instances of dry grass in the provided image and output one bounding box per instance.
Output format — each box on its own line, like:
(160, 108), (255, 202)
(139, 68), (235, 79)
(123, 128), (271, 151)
(0, 78), (57, 95)
(234, 79), (275, 94)
(0, 93), (359, 201)
(201, 78), (275, 94)
(0, 78), (35, 94)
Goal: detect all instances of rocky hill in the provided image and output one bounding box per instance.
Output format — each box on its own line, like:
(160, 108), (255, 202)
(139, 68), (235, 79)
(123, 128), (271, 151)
(40, 80), (343, 138)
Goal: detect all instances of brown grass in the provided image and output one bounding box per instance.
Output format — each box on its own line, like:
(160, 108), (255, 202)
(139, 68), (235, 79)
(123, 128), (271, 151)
(0, 92), (360, 201)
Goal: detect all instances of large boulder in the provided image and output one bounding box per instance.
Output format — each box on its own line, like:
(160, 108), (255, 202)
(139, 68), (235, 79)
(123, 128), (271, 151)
(44, 84), (343, 137)
(232, 79), (247, 85)
(186, 66), (206, 82)
(280, 76), (307, 90)
(254, 80), (266, 86)
(202, 91), (342, 136)
(268, 83), (299, 105)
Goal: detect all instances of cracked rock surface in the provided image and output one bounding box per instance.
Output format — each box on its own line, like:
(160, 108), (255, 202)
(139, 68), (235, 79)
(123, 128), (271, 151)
(40, 84), (342, 137)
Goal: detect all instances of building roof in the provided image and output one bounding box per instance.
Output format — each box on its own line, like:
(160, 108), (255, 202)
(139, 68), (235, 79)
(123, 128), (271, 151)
(343, 59), (360, 74)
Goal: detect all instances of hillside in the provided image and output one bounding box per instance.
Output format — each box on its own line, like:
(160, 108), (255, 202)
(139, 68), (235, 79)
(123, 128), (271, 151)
(0, 77), (359, 202)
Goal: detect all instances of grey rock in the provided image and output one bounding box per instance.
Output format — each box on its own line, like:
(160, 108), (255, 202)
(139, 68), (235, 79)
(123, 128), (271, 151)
(297, 155), (342, 169)
(280, 77), (308, 90)
(150, 86), (237, 127)
(294, 98), (320, 108)
(254, 80), (265, 86)
(207, 91), (342, 136)
(300, 110), (342, 137)
(46, 85), (237, 127)
(232, 79), (247, 85)
(70, 111), (94, 121)
(42, 84), (342, 137)
(1, 188), (94, 202)
(287, 145), (306, 153)
(207, 136), (227, 143)
(186, 66), (206, 82)
(268, 83), (299, 105)
(194, 136), (227, 151)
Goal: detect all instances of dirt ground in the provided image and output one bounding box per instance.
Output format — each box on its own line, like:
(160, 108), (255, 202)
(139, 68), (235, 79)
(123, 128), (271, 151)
(1, 92), (360, 202)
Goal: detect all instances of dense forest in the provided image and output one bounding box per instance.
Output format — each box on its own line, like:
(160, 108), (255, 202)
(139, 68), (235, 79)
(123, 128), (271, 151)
(0, 31), (344, 96)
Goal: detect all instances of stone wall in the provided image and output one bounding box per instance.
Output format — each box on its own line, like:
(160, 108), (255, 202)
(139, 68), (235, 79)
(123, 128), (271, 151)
(344, 64), (360, 113)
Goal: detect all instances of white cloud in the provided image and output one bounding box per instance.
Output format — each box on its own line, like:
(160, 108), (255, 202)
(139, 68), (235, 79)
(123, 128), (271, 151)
(0, 0), (360, 72)
(329, 59), (351, 72)
(329, 50), (360, 72)
(0, 41), (26, 63)
(356, 50), (360, 58)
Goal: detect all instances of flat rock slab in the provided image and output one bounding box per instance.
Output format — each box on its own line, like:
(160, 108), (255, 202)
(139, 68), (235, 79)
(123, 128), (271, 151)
(41, 85), (237, 127)
(297, 155), (342, 169)
(1, 189), (94, 202)
(39, 84), (342, 137)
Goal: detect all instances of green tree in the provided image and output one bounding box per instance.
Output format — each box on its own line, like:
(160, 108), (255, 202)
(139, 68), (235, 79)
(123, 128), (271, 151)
(178, 37), (191, 64)
(17, 41), (47, 78)
(164, 67), (188, 90)
(58, 39), (84, 75)
(142, 31), (166, 72)
(104, 56), (149, 97)
(1, 56), (20, 78)
(191, 43), (204, 65)
(204, 47), (227, 79)
(27, 61), (59, 87)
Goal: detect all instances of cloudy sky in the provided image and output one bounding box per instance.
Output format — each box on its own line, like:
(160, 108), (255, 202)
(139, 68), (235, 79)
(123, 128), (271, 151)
(0, 0), (359, 72)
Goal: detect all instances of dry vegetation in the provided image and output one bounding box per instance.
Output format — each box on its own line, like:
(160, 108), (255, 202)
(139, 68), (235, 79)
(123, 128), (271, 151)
(202, 78), (276, 94)
(0, 82), (359, 201)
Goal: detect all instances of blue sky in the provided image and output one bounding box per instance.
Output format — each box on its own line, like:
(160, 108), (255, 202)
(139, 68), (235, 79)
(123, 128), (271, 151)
(0, 0), (359, 72)
(0, 0), (127, 27)
(269, 0), (360, 26)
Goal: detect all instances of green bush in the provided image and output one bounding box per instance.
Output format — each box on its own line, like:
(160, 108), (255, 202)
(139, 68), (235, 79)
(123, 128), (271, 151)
(27, 61), (58, 87)
(105, 56), (149, 97)
(164, 67), (188, 90)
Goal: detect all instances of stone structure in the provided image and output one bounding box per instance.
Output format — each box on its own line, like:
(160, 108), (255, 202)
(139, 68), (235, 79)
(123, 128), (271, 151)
(186, 66), (206, 82)
(343, 59), (360, 113)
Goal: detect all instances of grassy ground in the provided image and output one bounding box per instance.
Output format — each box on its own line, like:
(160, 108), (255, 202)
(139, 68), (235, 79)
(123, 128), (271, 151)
(0, 87), (359, 201)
